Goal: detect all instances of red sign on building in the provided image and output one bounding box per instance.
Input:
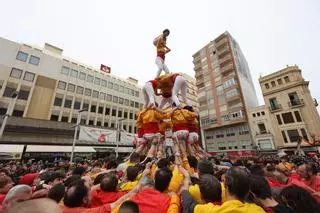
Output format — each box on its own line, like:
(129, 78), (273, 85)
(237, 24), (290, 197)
(100, 64), (111, 73)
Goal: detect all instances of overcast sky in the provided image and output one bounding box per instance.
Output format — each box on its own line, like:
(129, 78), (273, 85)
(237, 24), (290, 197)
(1, 0), (319, 105)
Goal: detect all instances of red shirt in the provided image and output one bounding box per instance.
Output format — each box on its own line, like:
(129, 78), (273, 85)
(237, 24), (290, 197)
(304, 176), (320, 192)
(131, 188), (171, 213)
(62, 205), (111, 213)
(0, 194), (6, 205)
(90, 190), (126, 208)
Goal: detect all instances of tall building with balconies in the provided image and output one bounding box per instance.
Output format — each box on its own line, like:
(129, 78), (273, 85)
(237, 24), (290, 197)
(259, 65), (320, 149)
(193, 31), (259, 155)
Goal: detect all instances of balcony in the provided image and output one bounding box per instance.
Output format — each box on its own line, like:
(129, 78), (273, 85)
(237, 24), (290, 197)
(219, 54), (232, 66)
(220, 63), (234, 74)
(226, 94), (241, 102)
(215, 37), (228, 49)
(217, 46), (230, 57)
(269, 104), (282, 112)
(288, 99), (304, 108)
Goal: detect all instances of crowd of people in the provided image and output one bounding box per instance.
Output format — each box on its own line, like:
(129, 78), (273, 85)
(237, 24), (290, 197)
(0, 150), (319, 213)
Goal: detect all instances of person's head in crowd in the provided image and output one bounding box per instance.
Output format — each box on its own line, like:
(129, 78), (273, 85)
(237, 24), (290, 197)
(4, 198), (62, 213)
(0, 175), (13, 194)
(45, 171), (65, 186)
(64, 179), (90, 208)
(155, 167), (172, 192)
(297, 163), (318, 180)
(19, 173), (39, 186)
(0, 169), (9, 177)
(72, 167), (86, 176)
(129, 153), (140, 165)
(199, 174), (221, 203)
(100, 173), (118, 192)
(197, 159), (214, 176)
(2, 185), (32, 210)
(48, 183), (65, 203)
(224, 167), (250, 202)
(210, 157), (220, 166)
(157, 158), (169, 169)
(64, 175), (81, 187)
(106, 159), (118, 170)
(187, 156), (198, 171)
(126, 166), (140, 182)
(119, 200), (139, 213)
(93, 173), (106, 185)
(249, 164), (265, 177)
(280, 185), (320, 213)
(215, 169), (228, 182)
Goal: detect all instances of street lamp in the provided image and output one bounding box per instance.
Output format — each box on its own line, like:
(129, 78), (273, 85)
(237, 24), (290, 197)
(116, 118), (126, 158)
(0, 91), (19, 138)
(70, 108), (88, 164)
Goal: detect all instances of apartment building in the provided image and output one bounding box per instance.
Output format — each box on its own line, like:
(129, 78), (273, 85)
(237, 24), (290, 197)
(193, 31), (259, 155)
(259, 65), (320, 149)
(178, 72), (199, 112)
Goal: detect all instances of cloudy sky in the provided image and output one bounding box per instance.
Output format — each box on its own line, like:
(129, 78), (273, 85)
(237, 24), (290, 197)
(1, 0), (319, 105)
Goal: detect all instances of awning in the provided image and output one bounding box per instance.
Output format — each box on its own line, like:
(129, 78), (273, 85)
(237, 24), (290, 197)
(93, 146), (133, 153)
(0, 145), (24, 153)
(26, 145), (96, 153)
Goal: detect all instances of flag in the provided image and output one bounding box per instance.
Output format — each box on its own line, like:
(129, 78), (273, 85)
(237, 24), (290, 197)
(100, 64), (111, 73)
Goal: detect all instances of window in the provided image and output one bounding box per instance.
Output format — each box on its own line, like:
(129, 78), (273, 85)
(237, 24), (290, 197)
(106, 94), (112, 101)
(277, 79), (283, 85)
(83, 103), (89, 110)
(113, 96), (118, 103)
(23, 71), (35, 82)
(98, 107), (103, 114)
(257, 112), (261, 117)
(130, 101), (134, 107)
(29, 55), (40, 65)
(223, 78), (236, 89)
(261, 111), (265, 116)
(124, 111), (128, 118)
(265, 83), (270, 89)
(87, 75), (93, 83)
(54, 97), (63, 106)
(105, 108), (110, 115)
(50, 115), (59, 121)
(258, 123), (267, 134)
(108, 82), (113, 89)
(135, 91), (139, 97)
(129, 126), (132, 133)
(269, 98), (280, 110)
(18, 90), (29, 100)
(61, 116), (69, 122)
(131, 89), (135, 96)
(74, 101), (81, 110)
(64, 99), (72, 108)
(271, 81), (276, 87)
(118, 110), (122, 117)
(89, 120), (94, 125)
(119, 86), (124, 93)
(100, 92), (106, 100)
(112, 109), (117, 116)
(16, 51), (28, 62)
(110, 123), (115, 128)
(61, 66), (70, 75)
(288, 92), (301, 106)
(114, 84), (119, 91)
(301, 128), (308, 140)
(92, 90), (99, 98)
(101, 80), (107, 87)
(76, 86), (84, 94)
(124, 88), (129, 94)
(94, 77), (101, 86)
(71, 117), (77, 123)
(104, 122), (109, 127)
(226, 89), (238, 99)
(287, 129), (299, 142)
(276, 114), (282, 125)
(129, 113), (133, 119)
(70, 69), (78, 78)
(97, 121), (102, 126)
(67, 84), (75, 92)
(91, 105), (97, 113)
(284, 76), (290, 83)
(252, 113), (256, 117)
(135, 102), (139, 108)
(282, 131), (288, 143)
(119, 98), (124, 104)
(282, 112), (295, 124)
(3, 87), (16, 97)
(294, 111), (302, 122)
(10, 68), (23, 79)
(79, 72), (86, 80)
(85, 88), (92, 96)
(125, 99), (129, 105)
(57, 81), (67, 90)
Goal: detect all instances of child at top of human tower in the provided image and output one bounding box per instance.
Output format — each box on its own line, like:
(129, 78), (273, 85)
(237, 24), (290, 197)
(154, 29), (171, 78)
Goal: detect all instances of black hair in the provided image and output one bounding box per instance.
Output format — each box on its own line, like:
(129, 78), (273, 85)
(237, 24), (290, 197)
(155, 167), (172, 192)
(249, 164), (265, 177)
(187, 156), (198, 170)
(198, 159), (214, 176)
(157, 158), (169, 169)
(280, 186), (320, 213)
(199, 174), (221, 203)
(93, 173), (106, 185)
(100, 173), (118, 192)
(45, 171), (65, 184)
(225, 167), (250, 201)
(126, 166), (140, 182)
(64, 179), (88, 208)
(64, 175), (81, 187)
(119, 200), (139, 213)
(250, 175), (272, 199)
(163, 29), (170, 35)
(306, 162), (318, 175)
(72, 167), (86, 176)
(130, 153), (140, 164)
(106, 159), (118, 170)
(48, 183), (65, 203)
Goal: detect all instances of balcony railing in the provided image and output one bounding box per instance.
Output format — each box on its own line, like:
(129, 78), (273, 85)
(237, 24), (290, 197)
(288, 99), (304, 108)
(220, 63), (234, 74)
(269, 104), (282, 112)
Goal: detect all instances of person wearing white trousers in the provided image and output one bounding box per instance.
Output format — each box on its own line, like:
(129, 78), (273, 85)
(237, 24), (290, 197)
(142, 81), (156, 107)
(155, 57), (170, 78)
(171, 75), (191, 107)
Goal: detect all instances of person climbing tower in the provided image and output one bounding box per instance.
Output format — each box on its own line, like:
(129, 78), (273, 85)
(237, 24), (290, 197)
(154, 29), (171, 78)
